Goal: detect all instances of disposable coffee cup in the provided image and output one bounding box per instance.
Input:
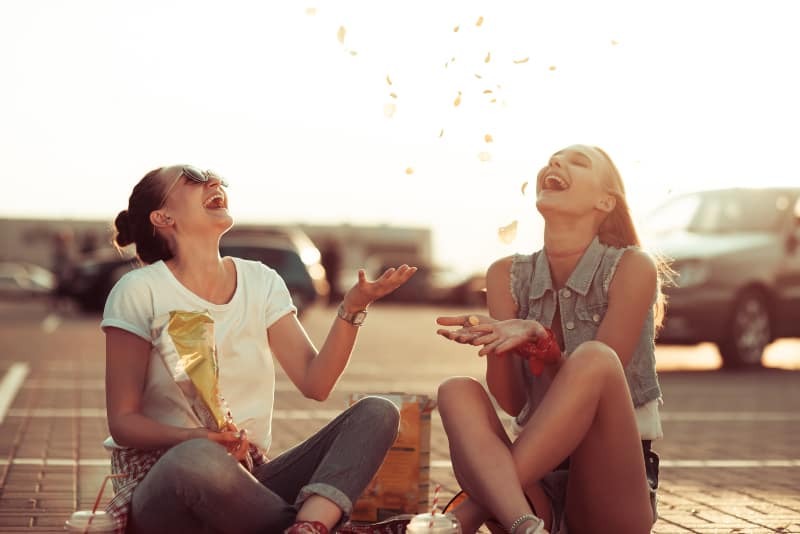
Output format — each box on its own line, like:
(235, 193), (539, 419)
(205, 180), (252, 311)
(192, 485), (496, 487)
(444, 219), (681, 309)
(64, 510), (116, 532)
(405, 512), (461, 534)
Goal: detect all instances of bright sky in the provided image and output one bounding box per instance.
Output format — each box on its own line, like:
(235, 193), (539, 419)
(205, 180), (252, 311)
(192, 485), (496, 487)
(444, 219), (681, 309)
(1, 1), (798, 275)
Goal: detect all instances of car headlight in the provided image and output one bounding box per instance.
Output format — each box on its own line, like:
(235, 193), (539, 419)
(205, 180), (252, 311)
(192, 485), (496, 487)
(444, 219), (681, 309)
(674, 260), (711, 288)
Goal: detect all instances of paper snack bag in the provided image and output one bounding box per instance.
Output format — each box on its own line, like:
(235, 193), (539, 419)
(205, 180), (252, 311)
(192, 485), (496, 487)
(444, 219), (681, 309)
(348, 393), (437, 521)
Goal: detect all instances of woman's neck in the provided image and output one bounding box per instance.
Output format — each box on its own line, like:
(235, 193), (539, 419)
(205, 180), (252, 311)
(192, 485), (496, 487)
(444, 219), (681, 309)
(543, 228), (594, 288)
(165, 237), (233, 302)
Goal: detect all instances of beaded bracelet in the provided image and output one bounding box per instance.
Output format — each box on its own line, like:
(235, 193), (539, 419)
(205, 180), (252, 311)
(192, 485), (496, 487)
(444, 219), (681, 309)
(515, 327), (562, 376)
(509, 513), (542, 534)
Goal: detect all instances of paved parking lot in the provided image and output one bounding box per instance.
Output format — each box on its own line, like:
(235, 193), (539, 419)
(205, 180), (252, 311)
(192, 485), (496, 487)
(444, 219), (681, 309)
(0, 300), (799, 533)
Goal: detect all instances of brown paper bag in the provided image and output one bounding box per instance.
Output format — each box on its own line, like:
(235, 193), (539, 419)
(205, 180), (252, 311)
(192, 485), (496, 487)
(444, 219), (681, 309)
(348, 393), (437, 522)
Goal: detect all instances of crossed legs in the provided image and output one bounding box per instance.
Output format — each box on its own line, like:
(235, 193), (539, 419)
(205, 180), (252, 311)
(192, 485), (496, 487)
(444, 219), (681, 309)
(438, 341), (653, 534)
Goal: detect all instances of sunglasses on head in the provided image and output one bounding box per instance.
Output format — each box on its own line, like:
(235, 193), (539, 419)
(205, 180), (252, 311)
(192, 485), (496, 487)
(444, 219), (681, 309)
(179, 166), (228, 188)
(158, 166), (228, 208)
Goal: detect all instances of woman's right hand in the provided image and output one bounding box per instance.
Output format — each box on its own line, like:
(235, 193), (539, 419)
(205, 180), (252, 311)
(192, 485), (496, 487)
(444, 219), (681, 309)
(435, 314), (495, 345)
(200, 424), (250, 462)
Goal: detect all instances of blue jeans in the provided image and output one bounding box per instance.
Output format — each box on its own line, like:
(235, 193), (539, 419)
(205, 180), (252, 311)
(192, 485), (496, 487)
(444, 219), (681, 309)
(128, 397), (400, 534)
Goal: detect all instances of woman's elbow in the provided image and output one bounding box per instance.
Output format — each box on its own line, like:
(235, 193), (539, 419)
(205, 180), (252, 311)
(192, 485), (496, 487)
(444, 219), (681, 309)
(302, 383), (333, 402)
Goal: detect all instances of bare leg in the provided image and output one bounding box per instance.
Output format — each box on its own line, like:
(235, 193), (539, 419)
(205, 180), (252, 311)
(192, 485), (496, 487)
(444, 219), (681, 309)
(437, 377), (552, 533)
(295, 496), (342, 529)
(511, 341), (653, 534)
(439, 341), (653, 534)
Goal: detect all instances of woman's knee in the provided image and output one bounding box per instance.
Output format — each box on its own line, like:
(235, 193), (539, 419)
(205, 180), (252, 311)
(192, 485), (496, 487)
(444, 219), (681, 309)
(568, 341), (624, 375)
(437, 376), (485, 414)
(158, 438), (239, 488)
(350, 396), (401, 440)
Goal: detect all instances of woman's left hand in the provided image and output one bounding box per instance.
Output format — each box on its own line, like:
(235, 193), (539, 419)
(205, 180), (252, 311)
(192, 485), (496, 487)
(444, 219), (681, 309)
(342, 264), (417, 311)
(470, 318), (549, 356)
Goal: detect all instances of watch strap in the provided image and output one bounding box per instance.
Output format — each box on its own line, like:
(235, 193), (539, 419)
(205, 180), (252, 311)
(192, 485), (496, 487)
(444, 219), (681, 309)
(337, 303), (367, 326)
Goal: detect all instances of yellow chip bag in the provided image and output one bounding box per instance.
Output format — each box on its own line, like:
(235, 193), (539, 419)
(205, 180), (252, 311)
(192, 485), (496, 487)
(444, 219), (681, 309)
(151, 310), (229, 430)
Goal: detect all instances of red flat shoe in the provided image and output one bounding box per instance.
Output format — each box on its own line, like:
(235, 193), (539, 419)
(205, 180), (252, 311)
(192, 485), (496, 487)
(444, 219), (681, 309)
(284, 520), (329, 534)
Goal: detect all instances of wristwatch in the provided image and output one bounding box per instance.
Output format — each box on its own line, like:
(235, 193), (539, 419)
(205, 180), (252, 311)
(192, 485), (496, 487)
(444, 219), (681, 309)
(337, 303), (367, 326)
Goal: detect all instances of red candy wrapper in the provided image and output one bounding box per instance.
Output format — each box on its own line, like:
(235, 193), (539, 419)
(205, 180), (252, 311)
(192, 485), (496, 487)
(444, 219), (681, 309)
(517, 328), (562, 376)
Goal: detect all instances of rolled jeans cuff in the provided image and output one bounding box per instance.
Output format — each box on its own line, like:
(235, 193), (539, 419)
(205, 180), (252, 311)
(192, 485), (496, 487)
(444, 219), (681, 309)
(296, 483), (353, 517)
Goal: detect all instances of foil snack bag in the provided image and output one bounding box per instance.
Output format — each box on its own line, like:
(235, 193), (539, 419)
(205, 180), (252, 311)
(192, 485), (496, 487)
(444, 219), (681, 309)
(151, 310), (229, 431)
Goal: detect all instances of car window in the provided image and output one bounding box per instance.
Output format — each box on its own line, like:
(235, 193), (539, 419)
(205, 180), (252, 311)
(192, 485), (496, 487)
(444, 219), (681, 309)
(647, 190), (794, 235)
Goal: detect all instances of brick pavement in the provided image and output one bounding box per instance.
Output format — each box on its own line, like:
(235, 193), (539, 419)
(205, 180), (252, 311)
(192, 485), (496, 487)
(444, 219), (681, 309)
(0, 301), (799, 533)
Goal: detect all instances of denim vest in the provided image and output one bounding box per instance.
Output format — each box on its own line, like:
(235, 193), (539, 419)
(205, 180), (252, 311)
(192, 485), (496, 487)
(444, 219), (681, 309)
(510, 237), (662, 425)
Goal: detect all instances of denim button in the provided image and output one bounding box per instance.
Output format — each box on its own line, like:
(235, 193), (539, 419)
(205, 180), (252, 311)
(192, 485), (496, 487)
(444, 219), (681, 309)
(566, 321), (575, 330)
(592, 313), (601, 322)
(560, 288), (572, 298)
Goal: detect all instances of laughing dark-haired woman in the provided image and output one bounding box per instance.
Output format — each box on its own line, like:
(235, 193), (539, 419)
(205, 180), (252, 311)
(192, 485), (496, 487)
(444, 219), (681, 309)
(102, 164), (416, 534)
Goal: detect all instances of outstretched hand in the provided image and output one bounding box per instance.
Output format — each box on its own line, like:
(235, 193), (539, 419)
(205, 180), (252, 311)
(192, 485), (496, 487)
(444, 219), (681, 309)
(342, 264), (417, 311)
(437, 315), (548, 357)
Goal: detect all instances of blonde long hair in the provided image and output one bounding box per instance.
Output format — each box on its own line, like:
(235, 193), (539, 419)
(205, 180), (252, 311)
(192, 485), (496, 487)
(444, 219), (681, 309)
(594, 147), (670, 332)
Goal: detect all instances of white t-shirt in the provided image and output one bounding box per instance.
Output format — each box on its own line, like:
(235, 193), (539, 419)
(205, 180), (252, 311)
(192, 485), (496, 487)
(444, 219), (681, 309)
(101, 258), (296, 453)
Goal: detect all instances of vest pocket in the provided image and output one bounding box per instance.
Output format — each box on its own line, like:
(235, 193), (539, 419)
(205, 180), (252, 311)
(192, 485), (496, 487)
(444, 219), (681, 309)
(575, 302), (607, 325)
(525, 298), (544, 321)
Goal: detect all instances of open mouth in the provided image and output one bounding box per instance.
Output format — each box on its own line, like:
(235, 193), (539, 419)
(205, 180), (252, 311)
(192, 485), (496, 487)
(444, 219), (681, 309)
(542, 174), (569, 191)
(203, 193), (227, 209)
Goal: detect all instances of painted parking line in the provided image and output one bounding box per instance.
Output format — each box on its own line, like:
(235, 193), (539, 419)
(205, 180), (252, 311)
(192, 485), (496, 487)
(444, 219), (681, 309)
(3, 408), (345, 419)
(0, 362), (30, 424)
(429, 459), (800, 469)
(7, 406), (800, 423)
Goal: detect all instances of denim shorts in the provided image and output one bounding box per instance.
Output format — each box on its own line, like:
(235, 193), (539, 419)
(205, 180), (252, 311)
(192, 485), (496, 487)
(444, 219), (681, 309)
(540, 441), (660, 534)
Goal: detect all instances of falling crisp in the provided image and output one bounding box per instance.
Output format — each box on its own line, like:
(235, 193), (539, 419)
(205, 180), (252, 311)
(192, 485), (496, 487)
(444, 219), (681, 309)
(453, 25), (460, 32)
(305, 7), (317, 16)
(384, 103), (396, 118)
(521, 181), (529, 196)
(484, 134), (493, 143)
(484, 52), (491, 63)
(513, 57), (530, 64)
(390, 92), (398, 99)
(476, 16), (484, 27)
(483, 89), (493, 94)
(386, 75), (392, 85)
(454, 92), (462, 107)
(498, 220), (518, 244)
(337, 26), (346, 44)
(549, 65), (557, 71)
(405, 167), (414, 175)
(439, 128), (444, 138)
(478, 152), (491, 162)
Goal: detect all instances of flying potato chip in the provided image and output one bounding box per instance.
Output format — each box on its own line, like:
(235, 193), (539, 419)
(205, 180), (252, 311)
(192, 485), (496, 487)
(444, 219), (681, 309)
(337, 26), (346, 44)
(476, 16), (484, 27)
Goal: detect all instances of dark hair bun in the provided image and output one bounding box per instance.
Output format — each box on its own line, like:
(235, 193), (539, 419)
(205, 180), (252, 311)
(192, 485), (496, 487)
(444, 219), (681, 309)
(113, 210), (134, 247)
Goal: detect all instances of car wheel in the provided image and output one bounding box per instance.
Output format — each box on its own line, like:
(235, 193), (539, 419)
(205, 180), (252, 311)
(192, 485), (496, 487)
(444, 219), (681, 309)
(717, 289), (771, 369)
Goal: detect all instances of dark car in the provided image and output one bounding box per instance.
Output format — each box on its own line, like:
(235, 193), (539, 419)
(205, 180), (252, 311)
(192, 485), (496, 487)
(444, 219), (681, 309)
(64, 237), (326, 318)
(645, 187), (800, 368)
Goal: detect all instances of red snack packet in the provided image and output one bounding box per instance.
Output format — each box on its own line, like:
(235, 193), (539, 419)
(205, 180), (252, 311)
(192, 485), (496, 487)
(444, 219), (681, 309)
(517, 328), (562, 376)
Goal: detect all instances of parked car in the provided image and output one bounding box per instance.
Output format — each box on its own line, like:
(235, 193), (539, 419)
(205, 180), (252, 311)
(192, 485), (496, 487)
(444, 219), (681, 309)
(0, 261), (56, 299)
(644, 187), (800, 368)
(219, 236), (328, 317)
(64, 235), (327, 317)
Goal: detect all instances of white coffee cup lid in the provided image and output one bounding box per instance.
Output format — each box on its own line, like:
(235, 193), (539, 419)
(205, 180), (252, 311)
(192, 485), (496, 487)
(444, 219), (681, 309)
(406, 512), (460, 533)
(64, 510), (117, 532)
